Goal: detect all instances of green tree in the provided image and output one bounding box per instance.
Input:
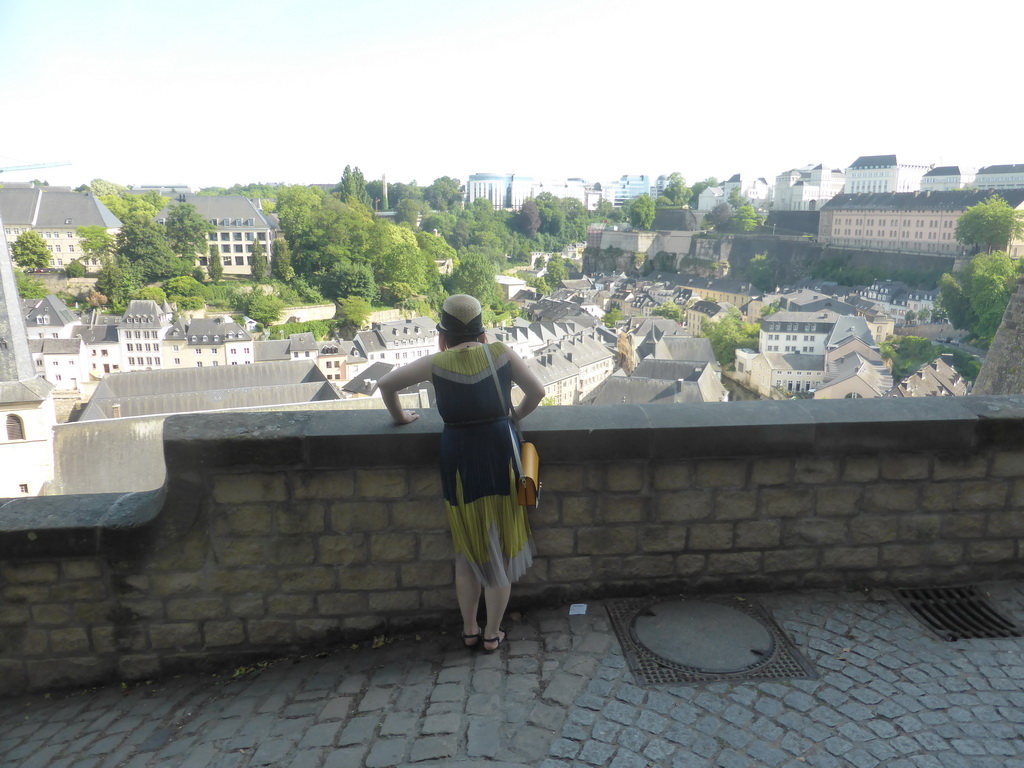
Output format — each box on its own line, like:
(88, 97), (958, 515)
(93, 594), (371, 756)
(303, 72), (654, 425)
(627, 194), (656, 230)
(94, 255), (141, 311)
(64, 259), (86, 278)
(544, 255), (570, 288)
(15, 270), (49, 298)
(658, 172), (692, 208)
(747, 253), (774, 292)
(394, 198), (423, 228)
(76, 225), (115, 262)
(651, 302), (684, 323)
(334, 165), (371, 207)
(728, 186), (746, 208)
(446, 251), (499, 306)
(603, 307), (623, 327)
(207, 244), (224, 283)
(243, 290), (286, 327)
(955, 195), (1024, 254)
(708, 202), (733, 228)
(272, 239), (294, 282)
(88, 179), (127, 197)
(534, 193), (565, 237)
(425, 176), (463, 212)
(164, 202), (214, 259)
(702, 308), (760, 368)
(134, 286), (168, 304)
(11, 231), (51, 270)
(729, 203), (760, 232)
(966, 250), (1018, 340)
(939, 251), (1021, 342)
(250, 239), (268, 282)
(116, 214), (182, 281)
(337, 296), (373, 329)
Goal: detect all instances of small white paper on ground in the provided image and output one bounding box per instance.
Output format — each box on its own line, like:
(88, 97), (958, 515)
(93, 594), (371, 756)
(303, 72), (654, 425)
(569, 604), (587, 615)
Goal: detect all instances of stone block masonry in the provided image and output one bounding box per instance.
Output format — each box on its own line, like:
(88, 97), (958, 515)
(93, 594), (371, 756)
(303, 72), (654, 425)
(3, 398), (1024, 696)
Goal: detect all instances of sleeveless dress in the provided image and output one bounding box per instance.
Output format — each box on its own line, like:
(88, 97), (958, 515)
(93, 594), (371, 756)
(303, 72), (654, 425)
(431, 342), (535, 587)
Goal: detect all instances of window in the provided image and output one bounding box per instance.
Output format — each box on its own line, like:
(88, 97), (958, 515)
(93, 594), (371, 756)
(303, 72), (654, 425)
(221, 232), (230, 241)
(233, 232), (242, 241)
(7, 415), (26, 440)
(234, 244), (243, 252)
(222, 244), (231, 253)
(235, 256), (244, 265)
(19, 483), (28, 494)
(195, 349), (202, 355)
(174, 358), (181, 365)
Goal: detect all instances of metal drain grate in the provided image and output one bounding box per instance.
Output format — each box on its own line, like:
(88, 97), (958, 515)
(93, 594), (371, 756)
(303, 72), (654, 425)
(895, 585), (1023, 642)
(604, 596), (817, 686)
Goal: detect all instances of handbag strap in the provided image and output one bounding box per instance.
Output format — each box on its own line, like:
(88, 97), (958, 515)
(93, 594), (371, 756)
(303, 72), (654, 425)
(482, 343), (525, 478)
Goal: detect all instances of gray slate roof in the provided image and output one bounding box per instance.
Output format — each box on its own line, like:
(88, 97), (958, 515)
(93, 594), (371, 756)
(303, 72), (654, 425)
(78, 360), (336, 421)
(848, 155), (898, 168)
(155, 195), (275, 229)
(822, 189), (1024, 212)
(0, 186), (121, 228)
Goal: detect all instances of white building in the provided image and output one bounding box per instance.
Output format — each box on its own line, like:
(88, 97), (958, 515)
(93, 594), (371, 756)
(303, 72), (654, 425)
(118, 300), (174, 372)
(844, 155), (931, 194)
(920, 166), (975, 192)
(163, 316), (254, 368)
(354, 317), (439, 364)
(772, 165), (846, 211)
(973, 164), (1024, 190)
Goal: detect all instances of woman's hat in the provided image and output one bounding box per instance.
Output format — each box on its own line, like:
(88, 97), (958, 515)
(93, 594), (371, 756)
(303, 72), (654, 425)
(437, 294), (484, 335)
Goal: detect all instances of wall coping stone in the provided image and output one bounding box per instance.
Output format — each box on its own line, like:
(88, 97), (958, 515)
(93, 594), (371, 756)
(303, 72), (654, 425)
(3, 396), (1024, 562)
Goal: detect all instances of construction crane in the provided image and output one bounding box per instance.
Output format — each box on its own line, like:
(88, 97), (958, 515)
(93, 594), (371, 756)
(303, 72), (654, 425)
(0, 161), (71, 175)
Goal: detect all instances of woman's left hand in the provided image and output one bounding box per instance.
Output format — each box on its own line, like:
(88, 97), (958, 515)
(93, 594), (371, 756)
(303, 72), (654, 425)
(394, 410), (419, 425)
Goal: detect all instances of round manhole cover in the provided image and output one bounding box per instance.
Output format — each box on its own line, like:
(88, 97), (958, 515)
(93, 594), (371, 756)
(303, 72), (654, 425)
(632, 600), (775, 673)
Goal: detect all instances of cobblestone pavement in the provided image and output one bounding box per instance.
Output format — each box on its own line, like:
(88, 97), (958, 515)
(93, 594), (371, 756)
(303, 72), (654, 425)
(3, 583), (1024, 768)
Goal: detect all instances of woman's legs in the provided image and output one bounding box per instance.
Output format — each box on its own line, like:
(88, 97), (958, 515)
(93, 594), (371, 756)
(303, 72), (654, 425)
(482, 585), (510, 648)
(454, 556), (482, 638)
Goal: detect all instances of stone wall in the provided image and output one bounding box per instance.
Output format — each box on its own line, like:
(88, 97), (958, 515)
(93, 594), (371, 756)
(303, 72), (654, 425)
(3, 398), (1024, 695)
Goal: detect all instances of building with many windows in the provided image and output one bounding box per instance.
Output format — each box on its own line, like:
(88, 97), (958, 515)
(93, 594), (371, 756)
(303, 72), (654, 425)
(843, 155), (931, 195)
(818, 189), (1024, 257)
(156, 194), (276, 277)
(163, 316), (253, 369)
(0, 184), (122, 269)
(920, 166), (975, 192)
(973, 164), (1024, 190)
(772, 164), (846, 211)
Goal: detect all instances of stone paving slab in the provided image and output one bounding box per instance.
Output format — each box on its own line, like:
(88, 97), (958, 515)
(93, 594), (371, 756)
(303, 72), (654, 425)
(2, 583), (1024, 767)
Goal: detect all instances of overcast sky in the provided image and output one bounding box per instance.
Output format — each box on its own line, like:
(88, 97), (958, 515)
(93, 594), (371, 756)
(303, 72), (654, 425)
(1, 0), (1019, 192)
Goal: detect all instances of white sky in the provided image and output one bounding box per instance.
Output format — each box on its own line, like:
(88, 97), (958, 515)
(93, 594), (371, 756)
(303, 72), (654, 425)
(1, 0), (1019, 191)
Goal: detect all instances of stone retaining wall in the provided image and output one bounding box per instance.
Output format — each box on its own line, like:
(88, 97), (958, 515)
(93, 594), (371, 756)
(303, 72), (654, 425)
(2, 397), (1024, 695)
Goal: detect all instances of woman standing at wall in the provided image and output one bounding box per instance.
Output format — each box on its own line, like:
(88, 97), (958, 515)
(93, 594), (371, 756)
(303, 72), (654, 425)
(376, 295), (545, 653)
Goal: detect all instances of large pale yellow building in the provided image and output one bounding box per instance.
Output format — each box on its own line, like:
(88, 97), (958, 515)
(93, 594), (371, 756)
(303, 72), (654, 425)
(819, 190), (1024, 258)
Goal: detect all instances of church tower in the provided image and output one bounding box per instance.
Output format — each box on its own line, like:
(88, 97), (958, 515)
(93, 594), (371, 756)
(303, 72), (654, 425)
(0, 213), (56, 496)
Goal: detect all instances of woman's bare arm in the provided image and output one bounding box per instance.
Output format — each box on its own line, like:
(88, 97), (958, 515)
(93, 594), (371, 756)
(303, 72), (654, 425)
(375, 355), (434, 425)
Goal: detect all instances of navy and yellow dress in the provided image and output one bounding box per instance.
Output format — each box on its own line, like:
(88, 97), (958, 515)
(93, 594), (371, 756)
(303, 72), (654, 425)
(432, 342), (534, 587)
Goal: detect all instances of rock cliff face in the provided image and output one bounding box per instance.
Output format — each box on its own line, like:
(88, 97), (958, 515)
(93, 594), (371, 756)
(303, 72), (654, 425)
(973, 276), (1024, 395)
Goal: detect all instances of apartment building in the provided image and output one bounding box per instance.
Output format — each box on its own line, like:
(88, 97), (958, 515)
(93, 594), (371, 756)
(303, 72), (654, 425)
(973, 164), (1024, 190)
(920, 166), (975, 192)
(818, 189), (1024, 257)
(163, 317), (254, 369)
(843, 155), (930, 194)
(156, 194), (276, 277)
(773, 164), (846, 211)
(0, 184), (122, 268)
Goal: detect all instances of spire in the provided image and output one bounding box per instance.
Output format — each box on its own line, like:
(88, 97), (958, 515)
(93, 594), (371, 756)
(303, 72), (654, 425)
(0, 212), (53, 402)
